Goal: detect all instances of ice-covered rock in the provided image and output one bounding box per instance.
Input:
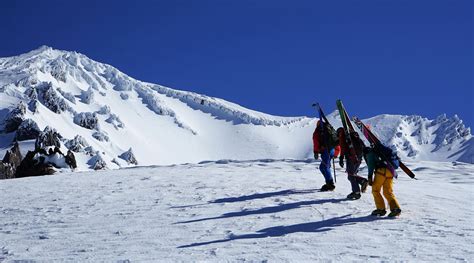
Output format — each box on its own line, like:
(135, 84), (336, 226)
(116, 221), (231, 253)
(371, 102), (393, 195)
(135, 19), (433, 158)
(80, 87), (94, 104)
(4, 101), (26, 132)
(74, 112), (99, 130)
(96, 105), (111, 115)
(92, 131), (109, 142)
(35, 126), (62, 150)
(105, 114), (124, 129)
(119, 148), (138, 165)
(15, 119), (41, 141)
(37, 82), (70, 113)
(65, 150), (77, 169)
(65, 135), (89, 152)
(89, 152), (107, 170)
(0, 142), (22, 179)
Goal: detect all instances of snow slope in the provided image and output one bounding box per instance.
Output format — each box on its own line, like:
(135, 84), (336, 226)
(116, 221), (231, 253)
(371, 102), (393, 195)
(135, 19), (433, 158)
(0, 46), (472, 169)
(0, 160), (472, 261)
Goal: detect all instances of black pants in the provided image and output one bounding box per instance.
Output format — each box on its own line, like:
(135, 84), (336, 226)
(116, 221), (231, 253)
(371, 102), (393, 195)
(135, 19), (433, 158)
(346, 158), (365, 193)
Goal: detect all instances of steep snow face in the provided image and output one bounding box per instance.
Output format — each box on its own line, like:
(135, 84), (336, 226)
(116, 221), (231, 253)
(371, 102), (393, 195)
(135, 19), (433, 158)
(0, 46), (472, 169)
(0, 46), (314, 169)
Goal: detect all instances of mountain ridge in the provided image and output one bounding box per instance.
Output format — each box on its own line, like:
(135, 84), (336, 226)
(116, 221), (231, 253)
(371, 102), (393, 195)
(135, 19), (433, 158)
(0, 46), (472, 170)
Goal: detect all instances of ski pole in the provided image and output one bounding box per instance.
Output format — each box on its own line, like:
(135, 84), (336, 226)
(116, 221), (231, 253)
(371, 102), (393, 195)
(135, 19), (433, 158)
(333, 157), (336, 183)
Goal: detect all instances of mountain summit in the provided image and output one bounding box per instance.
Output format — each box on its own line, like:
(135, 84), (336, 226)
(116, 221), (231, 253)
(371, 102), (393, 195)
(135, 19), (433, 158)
(0, 46), (472, 170)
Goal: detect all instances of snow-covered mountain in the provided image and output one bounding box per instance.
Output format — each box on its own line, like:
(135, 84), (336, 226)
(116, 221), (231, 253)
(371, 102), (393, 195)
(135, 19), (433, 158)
(0, 46), (472, 170)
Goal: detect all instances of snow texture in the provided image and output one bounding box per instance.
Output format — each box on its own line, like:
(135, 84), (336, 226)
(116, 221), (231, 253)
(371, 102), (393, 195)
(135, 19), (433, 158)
(0, 160), (472, 261)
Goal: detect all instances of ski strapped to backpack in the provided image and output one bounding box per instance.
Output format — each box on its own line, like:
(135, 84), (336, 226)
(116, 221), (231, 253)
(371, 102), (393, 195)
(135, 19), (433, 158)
(311, 103), (338, 182)
(312, 103), (339, 150)
(352, 116), (416, 179)
(336, 99), (360, 164)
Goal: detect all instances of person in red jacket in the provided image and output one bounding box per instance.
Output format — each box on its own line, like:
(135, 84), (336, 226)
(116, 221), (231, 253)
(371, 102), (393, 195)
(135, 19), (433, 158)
(313, 121), (340, 191)
(337, 128), (369, 199)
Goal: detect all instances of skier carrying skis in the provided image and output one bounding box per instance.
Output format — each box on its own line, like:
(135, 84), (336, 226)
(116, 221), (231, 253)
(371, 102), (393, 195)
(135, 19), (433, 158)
(313, 120), (340, 191)
(337, 128), (368, 200)
(363, 145), (402, 217)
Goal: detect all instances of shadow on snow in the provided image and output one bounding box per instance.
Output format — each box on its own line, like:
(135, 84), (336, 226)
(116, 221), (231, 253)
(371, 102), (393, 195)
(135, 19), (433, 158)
(171, 188), (318, 209)
(175, 198), (345, 224)
(178, 214), (386, 248)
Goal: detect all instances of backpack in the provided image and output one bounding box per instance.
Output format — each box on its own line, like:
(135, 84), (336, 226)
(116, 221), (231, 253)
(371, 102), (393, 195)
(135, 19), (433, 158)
(376, 144), (400, 169)
(350, 132), (365, 159)
(319, 123), (339, 149)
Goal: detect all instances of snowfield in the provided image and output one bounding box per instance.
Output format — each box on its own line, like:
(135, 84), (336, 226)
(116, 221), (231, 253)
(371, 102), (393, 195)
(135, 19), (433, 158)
(1, 160), (472, 261)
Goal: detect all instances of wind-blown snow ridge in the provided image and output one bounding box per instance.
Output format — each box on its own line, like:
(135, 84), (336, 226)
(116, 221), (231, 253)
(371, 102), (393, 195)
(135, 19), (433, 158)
(0, 46), (472, 170)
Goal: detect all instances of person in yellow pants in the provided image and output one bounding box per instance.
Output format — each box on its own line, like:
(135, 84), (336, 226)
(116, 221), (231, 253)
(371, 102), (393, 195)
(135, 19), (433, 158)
(363, 146), (402, 217)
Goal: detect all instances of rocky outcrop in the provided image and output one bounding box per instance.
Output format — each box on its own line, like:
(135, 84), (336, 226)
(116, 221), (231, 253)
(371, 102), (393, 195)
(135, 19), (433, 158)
(3, 142), (22, 168)
(0, 162), (15, 179)
(14, 119), (41, 141)
(4, 102), (26, 132)
(92, 131), (109, 142)
(0, 142), (22, 179)
(65, 135), (89, 152)
(74, 112), (99, 130)
(119, 148), (138, 165)
(105, 114), (124, 129)
(16, 146), (77, 178)
(80, 87), (94, 104)
(37, 82), (70, 113)
(16, 150), (55, 178)
(65, 150), (77, 169)
(89, 152), (107, 170)
(35, 126), (62, 150)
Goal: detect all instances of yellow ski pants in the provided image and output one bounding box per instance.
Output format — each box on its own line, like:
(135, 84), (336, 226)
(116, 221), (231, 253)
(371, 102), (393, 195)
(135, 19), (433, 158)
(372, 168), (400, 210)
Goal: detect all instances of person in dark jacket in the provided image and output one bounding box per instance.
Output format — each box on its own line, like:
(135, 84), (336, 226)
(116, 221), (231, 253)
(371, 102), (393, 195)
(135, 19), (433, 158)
(337, 128), (368, 200)
(313, 121), (340, 191)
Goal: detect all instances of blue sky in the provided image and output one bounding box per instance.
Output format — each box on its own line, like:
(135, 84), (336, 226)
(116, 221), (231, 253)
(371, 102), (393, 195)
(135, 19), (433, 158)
(1, 0), (472, 127)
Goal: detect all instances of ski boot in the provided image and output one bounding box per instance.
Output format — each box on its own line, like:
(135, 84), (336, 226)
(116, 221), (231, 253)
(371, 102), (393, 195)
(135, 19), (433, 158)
(388, 208), (402, 218)
(371, 209), (387, 216)
(346, 192), (361, 200)
(320, 183), (336, 192)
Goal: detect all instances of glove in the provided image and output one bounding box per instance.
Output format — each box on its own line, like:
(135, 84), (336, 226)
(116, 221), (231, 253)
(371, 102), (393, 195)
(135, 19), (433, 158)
(339, 157), (344, 168)
(314, 152), (319, 160)
(368, 176), (373, 186)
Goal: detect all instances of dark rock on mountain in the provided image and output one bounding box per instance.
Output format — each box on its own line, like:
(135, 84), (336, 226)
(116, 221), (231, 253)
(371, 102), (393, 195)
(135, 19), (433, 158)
(92, 131), (109, 142)
(16, 150), (55, 178)
(35, 126), (62, 150)
(65, 135), (89, 152)
(4, 101), (26, 132)
(74, 112), (99, 130)
(0, 142), (22, 179)
(65, 150), (77, 169)
(119, 148), (138, 165)
(89, 152), (107, 170)
(37, 82), (70, 113)
(15, 119), (41, 141)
